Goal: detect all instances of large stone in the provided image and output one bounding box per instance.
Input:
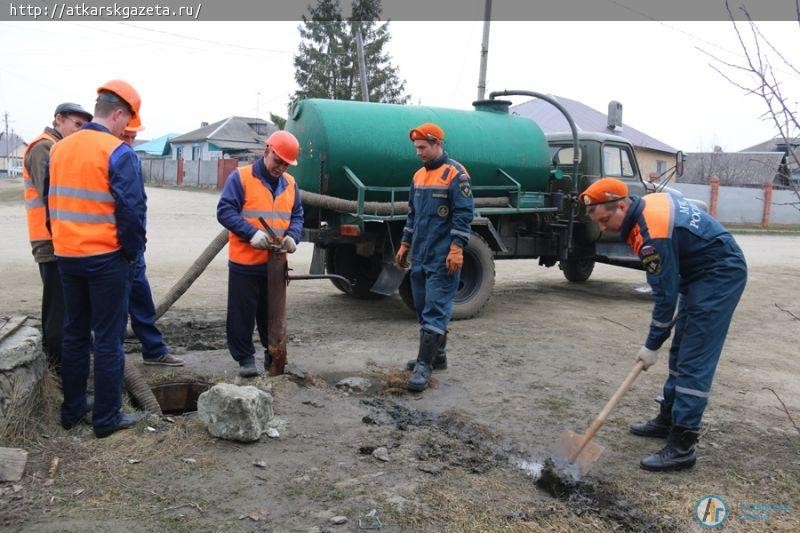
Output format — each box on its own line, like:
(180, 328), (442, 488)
(0, 325), (44, 426)
(197, 383), (274, 442)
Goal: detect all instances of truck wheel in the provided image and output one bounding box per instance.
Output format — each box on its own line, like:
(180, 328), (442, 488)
(452, 234), (495, 320)
(560, 258), (595, 282)
(325, 245), (386, 300)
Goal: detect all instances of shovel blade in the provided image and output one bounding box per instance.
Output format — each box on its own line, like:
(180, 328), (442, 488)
(370, 264), (407, 296)
(556, 429), (606, 476)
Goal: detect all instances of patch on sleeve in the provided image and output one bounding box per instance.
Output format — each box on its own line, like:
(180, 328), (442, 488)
(459, 181), (472, 197)
(640, 245), (662, 275)
(458, 173), (470, 182)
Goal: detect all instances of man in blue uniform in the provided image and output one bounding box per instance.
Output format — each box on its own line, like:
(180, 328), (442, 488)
(119, 118), (182, 366)
(396, 123), (474, 392)
(582, 178), (747, 471)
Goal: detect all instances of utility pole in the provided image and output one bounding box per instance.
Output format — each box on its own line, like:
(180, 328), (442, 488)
(355, 28), (370, 102)
(3, 112), (10, 174)
(476, 0), (492, 101)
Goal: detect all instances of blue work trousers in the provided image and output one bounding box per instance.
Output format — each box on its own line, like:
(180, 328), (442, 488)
(226, 270), (268, 367)
(410, 265), (460, 335)
(662, 238), (747, 429)
(58, 251), (130, 431)
(129, 253), (168, 359)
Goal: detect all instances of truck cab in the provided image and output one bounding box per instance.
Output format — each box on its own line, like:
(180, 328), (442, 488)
(547, 131), (680, 269)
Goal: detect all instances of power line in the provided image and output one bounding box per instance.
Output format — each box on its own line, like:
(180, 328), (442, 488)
(116, 22), (294, 55)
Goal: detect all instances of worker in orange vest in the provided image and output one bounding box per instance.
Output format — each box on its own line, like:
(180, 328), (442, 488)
(22, 102), (92, 374)
(216, 131), (304, 377)
(49, 80), (148, 438)
(118, 117), (182, 367)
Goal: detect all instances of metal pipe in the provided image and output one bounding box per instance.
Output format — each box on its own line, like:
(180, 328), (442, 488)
(266, 253), (288, 376)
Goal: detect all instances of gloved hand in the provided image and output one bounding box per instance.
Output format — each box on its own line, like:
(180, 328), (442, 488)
(636, 346), (659, 370)
(250, 230), (270, 250)
(445, 243), (463, 274)
(395, 242), (410, 269)
(281, 235), (297, 253)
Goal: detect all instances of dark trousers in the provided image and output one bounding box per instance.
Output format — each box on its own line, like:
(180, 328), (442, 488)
(226, 270), (268, 367)
(662, 237), (747, 429)
(38, 261), (65, 372)
(410, 265), (460, 336)
(129, 252), (168, 359)
(58, 252), (130, 431)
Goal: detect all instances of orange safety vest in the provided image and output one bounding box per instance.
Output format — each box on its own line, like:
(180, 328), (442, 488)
(48, 129), (122, 257)
(22, 132), (57, 242)
(228, 165), (296, 266)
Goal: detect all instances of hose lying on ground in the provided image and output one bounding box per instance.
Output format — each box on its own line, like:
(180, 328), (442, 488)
(124, 362), (163, 415)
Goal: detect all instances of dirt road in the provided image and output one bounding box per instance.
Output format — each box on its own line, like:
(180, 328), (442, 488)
(1, 179), (798, 531)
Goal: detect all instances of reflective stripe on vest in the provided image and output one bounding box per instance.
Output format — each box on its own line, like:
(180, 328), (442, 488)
(228, 165), (296, 266)
(22, 132), (58, 241)
(48, 129), (122, 257)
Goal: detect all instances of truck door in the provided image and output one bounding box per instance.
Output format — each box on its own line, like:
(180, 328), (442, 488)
(601, 143), (645, 196)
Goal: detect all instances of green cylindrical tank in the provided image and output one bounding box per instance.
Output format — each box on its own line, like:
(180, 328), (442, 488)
(285, 98), (552, 202)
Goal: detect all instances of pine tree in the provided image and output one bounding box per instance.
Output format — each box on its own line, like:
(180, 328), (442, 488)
(292, 0), (410, 105)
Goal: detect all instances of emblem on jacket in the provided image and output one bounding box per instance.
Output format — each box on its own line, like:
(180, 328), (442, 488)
(640, 245), (662, 275)
(459, 182), (472, 197)
(437, 205), (449, 217)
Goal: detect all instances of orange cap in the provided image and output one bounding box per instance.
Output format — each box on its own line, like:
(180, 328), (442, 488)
(409, 123), (444, 142)
(125, 115), (144, 133)
(580, 177), (629, 206)
(97, 79), (141, 119)
(266, 130), (300, 166)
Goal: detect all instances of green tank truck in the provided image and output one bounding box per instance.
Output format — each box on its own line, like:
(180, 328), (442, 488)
(286, 90), (686, 319)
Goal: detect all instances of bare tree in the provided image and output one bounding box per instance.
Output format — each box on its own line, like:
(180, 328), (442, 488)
(700, 0), (800, 209)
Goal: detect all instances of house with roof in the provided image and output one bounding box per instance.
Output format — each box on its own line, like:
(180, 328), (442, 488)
(169, 117), (277, 162)
(134, 133), (180, 159)
(679, 150), (788, 188)
(510, 95), (677, 180)
(740, 136), (799, 185)
(0, 132), (27, 175)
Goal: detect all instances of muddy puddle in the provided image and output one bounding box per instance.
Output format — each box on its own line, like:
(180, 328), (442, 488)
(361, 396), (675, 531)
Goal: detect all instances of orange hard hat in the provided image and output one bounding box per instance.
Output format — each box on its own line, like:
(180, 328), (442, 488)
(580, 177), (629, 206)
(409, 123), (445, 142)
(266, 130), (300, 166)
(97, 79), (141, 119)
(125, 115), (144, 133)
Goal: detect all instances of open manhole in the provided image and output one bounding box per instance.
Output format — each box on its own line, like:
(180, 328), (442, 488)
(151, 381), (212, 415)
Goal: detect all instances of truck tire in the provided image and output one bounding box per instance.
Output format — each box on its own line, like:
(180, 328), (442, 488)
(453, 234), (495, 320)
(325, 245), (386, 300)
(560, 257), (595, 282)
(396, 235), (495, 320)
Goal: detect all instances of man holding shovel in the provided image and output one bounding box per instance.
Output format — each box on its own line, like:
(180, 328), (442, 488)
(581, 178), (747, 471)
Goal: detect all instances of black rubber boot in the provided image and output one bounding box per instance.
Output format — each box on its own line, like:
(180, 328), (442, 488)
(407, 332), (441, 392)
(406, 331), (447, 371)
(640, 425), (699, 472)
(630, 398), (672, 438)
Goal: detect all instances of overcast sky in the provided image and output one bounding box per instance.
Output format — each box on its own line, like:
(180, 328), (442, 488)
(1, 17), (798, 152)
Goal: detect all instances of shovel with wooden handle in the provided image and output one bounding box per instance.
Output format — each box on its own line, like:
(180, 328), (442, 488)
(555, 360), (646, 476)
